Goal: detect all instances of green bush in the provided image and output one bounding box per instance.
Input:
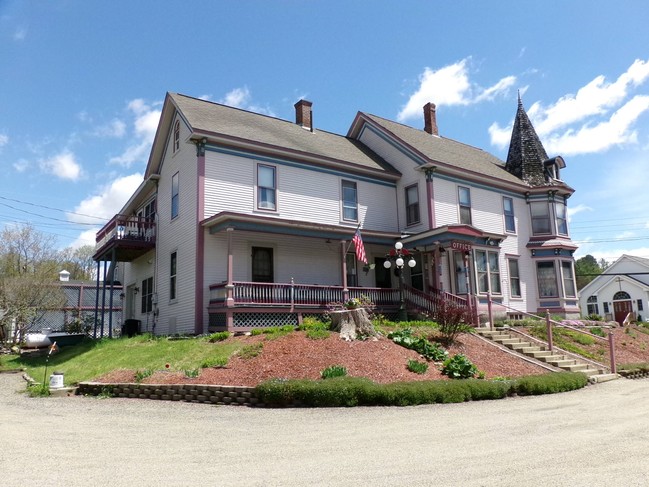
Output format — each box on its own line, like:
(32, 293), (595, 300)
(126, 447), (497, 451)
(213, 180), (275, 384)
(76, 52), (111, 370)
(201, 356), (228, 368)
(298, 316), (331, 331)
(184, 368), (200, 378)
(207, 332), (231, 342)
(239, 342), (263, 359)
(306, 328), (330, 340)
(407, 359), (428, 374)
(441, 354), (478, 379)
(513, 372), (588, 395)
(256, 376), (512, 407)
(589, 327), (606, 337)
(587, 314), (603, 322)
(321, 365), (347, 379)
(27, 382), (50, 397)
(250, 328), (264, 336)
(134, 368), (154, 382)
(388, 328), (448, 362)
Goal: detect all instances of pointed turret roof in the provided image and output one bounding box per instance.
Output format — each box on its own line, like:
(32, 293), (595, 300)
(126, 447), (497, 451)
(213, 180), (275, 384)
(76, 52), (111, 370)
(505, 95), (549, 186)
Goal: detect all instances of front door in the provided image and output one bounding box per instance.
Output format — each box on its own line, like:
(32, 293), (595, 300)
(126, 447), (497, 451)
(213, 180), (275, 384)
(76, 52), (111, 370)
(251, 247), (274, 283)
(374, 257), (392, 288)
(614, 300), (633, 324)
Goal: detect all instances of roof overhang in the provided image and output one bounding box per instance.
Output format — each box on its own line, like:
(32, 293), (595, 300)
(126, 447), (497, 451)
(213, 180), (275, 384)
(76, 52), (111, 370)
(202, 211), (401, 244)
(400, 224), (507, 249)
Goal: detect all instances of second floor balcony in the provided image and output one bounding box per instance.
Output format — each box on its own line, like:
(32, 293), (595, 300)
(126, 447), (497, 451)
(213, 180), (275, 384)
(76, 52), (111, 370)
(93, 214), (156, 262)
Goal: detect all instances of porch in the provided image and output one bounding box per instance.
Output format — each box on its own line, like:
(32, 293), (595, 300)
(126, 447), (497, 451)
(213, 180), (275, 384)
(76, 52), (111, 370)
(93, 214), (156, 262)
(207, 280), (474, 331)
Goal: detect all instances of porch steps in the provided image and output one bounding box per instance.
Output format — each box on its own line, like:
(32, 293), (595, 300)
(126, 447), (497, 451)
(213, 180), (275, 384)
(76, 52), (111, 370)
(476, 328), (616, 381)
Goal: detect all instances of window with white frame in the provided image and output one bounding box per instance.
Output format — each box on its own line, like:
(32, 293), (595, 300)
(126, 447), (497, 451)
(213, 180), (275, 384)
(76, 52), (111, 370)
(405, 184), (420, 226)
(555, 199), (568, 236)
(458, 186), (472, 225)
(170, 251), (177, 301)
(587, 296), (599, 316)
(173, 120), (180, 153)
(503, 197), (516, 233)
(508, 258), (521, 298)
(171, 172), (179, 219)
(341, 180), (358, 222)
(536, 261), (558, 298)
(257, 164), (277, 211)
(561, 261), (576, 298)
(141, 276), (154, 313)
(475, 249), (501, 294)
(530, 201), (551, 235)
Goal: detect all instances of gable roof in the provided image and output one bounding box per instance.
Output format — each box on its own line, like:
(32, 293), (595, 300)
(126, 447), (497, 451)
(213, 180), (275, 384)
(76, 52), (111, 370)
(578, 254), (649, 296)
(162, 93), (399, 177)
(351, 112), (530, 188)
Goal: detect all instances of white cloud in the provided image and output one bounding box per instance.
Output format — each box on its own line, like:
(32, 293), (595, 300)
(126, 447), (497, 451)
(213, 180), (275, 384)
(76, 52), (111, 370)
(69, 228), (101, 248)
(94, 119), (127, 138)
(397, 58), (516, 122)
(490, 59), (649, 155)
(40, 151), (82, 181)
(13, 27), (26, 41)
(109, 99), (161, 167)
(0, 133), (8, 147)
(219, 87), (276, 116)
(13, 158), (28, 172)
(70, 173), (143, 224)
(566, 204), (592, 222)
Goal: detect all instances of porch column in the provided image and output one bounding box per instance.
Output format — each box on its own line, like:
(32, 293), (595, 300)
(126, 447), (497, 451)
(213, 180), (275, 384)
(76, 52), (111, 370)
(425, 168), (436, 229)
(226, 227), (235, 307)
(464, 252), (474, 324)
(341, 240), (349, 302)
(194, 138), (207, 335)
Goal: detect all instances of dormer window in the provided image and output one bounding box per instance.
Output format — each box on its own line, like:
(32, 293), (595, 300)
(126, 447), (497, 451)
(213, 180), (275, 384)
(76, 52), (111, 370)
(543, 156), (565, 182)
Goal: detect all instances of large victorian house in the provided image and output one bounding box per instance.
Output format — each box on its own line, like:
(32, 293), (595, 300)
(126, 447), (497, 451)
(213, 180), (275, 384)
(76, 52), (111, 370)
(93, 93), (578, 336)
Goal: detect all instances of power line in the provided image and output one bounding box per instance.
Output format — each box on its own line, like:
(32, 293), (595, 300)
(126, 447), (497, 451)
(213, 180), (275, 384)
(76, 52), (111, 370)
(0, 194), (107, 221)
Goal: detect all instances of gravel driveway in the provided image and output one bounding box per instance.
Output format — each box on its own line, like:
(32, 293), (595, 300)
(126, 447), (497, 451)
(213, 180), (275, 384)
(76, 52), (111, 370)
(2, 372), (649, 487)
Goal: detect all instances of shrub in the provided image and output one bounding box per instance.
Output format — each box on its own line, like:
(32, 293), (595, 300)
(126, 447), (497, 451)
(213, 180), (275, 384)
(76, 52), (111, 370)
(587, 314), (603, 322)
(388, 328), (448, 362)
(306, 328), (330, 340)
(434, 299), (473, 345)
(239, 342), (263, 359)
(207, 331), (230, 342)
(201, 356), (228, 368)
(298, 316), (331, 331)
(184, 368), (200, 378)
(589, 327), (606, 337)
(250, 329), (264, 336)
(513, 372), (588, 395)
(407, 359), (428, 374)
(27, 383), (50, 397)
(134, 368), (154, 382)
(441, 354), (478, 379)
(321, 365), (347, 379)
(255, 376), (512, 407)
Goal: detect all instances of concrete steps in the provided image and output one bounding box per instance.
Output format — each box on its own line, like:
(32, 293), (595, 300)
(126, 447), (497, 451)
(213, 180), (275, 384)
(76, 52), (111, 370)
(476, 328), (615, 381)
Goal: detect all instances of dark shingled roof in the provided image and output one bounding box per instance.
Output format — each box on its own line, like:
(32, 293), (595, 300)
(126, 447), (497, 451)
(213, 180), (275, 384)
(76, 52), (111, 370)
(505, 97), (549, 186)
(361, 113), (525, 186)
(169, 93), (399, 175)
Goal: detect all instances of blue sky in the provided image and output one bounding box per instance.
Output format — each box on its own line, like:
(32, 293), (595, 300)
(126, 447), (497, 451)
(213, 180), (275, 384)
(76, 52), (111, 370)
(1, 1), (649, 264)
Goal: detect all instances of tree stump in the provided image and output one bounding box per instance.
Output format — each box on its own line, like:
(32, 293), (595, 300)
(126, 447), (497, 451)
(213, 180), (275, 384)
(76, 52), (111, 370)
(330, 308), (379, 341)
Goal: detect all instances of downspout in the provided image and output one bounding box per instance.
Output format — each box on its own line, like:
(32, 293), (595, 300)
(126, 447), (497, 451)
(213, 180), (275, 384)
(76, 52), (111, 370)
(425, 167), (436, 229)
(195, 138), (207, 334)
(341, 240), (349, 302)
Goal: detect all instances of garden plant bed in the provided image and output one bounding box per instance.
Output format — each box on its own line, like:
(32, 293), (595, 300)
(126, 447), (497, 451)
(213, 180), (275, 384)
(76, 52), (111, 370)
(95, 330), (547, 387)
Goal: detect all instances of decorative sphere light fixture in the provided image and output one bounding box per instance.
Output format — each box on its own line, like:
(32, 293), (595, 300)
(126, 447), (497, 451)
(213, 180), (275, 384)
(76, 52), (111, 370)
(383, 241), (416, 321)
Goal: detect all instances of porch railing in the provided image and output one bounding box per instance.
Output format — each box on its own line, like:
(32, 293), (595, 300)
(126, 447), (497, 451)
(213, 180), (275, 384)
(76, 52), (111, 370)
(95, 214), (156, 249)
(209, 282), (402, 308)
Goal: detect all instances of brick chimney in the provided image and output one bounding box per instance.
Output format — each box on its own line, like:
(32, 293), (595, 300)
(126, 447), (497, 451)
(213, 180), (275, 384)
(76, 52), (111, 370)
(423, 102), (438, 135)
(294, 99), (313, 130)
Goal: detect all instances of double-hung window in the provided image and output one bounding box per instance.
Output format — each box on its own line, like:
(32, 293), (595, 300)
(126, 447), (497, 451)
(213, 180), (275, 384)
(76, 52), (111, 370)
(458, 186), (472, 225)
(561, 261), (576, 298)
(405, 184), (420, 226)
(475, 250), (501, 294)
(341, 180), (358, 221)
(508, 258), (521, 298)
(536, 261), (558, 297)
(171, 172), (179, 219)
(503, 197), (516, 233)
(169, 252), (177, 301)
(587, 296), (599, 316)
(530, 201), (551, 235)
(257, 164), (276, 210)
(555, 199), (568, 235)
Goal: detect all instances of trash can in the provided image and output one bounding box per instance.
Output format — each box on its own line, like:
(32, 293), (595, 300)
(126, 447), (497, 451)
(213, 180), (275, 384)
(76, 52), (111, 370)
(122, 319), (141, 338)
(49, 372), (64, 389)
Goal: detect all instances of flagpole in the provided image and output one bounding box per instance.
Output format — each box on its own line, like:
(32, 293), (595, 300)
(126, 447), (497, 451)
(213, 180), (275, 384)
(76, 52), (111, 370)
(344, 222), (362, 255)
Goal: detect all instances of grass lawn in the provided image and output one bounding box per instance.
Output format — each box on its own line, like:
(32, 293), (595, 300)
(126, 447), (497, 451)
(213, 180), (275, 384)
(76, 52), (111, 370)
(0, 334), (243, 386)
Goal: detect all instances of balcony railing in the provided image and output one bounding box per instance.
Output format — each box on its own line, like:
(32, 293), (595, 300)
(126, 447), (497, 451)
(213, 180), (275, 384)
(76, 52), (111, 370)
(95, 214), (156, 251)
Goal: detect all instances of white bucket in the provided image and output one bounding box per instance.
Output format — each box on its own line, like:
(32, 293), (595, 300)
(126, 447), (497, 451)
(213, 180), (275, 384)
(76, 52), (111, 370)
(49, 372), (64, 389)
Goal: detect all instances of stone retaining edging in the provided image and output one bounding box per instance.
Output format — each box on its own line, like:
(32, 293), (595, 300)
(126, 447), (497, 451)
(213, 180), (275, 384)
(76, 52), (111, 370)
(78, 382), (263, 407)
(618, 370), (649, 380)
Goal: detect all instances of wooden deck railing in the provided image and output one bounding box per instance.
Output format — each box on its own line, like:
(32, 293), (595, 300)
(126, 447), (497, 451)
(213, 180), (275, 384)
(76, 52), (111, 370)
(95, 214), (156, 249)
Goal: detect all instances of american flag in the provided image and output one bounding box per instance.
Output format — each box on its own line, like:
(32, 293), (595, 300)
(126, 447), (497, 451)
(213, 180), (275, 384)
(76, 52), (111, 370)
(352, 228), (367, 264)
